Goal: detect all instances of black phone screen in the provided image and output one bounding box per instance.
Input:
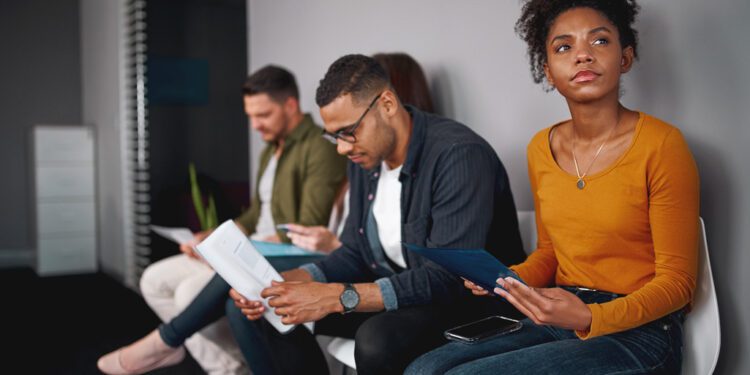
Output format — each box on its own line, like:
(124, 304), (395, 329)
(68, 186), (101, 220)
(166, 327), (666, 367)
(445, 316), (521, 342)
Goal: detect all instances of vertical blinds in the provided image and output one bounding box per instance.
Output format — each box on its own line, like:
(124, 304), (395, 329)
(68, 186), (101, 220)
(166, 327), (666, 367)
(123, 0), (150, 287)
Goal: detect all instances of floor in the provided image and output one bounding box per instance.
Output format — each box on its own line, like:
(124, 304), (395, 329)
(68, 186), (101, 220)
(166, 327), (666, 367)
(2, 267), (204, 374)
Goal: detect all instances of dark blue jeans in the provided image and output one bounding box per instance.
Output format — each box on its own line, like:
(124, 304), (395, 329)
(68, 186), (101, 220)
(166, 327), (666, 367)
(225, 291), (523, 375)
(405, 288), (685, 375)
(158, 255), (324, 348)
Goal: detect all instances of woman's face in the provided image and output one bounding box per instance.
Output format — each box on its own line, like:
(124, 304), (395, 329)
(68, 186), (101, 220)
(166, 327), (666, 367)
(543, 7), (634, 103)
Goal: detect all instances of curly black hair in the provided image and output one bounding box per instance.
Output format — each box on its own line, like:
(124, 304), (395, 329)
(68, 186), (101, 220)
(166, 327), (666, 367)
(516, 0), (640, 88)
(316, 54), (390, 108)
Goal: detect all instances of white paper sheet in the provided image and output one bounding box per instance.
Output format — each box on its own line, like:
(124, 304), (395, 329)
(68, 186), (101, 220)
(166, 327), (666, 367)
(150, 225), (195, 245)
(196, 220), (312, 333)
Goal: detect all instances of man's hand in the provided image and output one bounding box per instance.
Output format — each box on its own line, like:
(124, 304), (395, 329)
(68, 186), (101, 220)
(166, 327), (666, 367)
(179, 229), (212, 259)
(279, 268), (314, 282)
(227, 269), (313, 321)
(285, 224), (342, 253)
(494, 277), (592, 331)
(261, 281), (344, 325)
(229, 288), (265, 320)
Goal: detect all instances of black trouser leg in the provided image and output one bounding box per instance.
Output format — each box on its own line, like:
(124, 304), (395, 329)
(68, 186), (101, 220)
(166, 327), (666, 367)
(227, 289), (519, 375)
(352, 296), (521, 375)
(226, 300), (374, 375)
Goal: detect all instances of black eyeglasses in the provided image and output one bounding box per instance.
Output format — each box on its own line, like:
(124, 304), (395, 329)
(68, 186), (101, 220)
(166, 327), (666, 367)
(322, 93), (381, 145)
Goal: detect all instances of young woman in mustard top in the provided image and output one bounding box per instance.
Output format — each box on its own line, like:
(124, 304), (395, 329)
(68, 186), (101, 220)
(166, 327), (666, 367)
(406, 1), (699, 374)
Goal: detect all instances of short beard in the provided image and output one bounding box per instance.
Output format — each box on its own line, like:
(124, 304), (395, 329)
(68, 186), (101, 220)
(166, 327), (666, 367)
(374, 113), (397, 167)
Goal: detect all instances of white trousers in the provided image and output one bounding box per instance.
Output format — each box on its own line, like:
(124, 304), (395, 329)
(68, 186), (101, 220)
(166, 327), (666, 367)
(139, 254), (249, 375)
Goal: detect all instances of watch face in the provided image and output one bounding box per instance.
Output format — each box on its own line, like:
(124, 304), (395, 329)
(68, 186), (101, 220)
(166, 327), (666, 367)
(341, 289), (359, 309)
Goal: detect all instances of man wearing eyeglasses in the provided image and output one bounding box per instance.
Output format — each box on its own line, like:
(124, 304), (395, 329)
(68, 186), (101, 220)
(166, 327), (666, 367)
(117, 65), (347, 375)
(228, 55), (527, 375)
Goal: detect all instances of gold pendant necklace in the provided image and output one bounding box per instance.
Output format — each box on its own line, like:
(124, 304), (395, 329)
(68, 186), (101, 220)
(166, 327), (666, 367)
(571, 122), (618, 190)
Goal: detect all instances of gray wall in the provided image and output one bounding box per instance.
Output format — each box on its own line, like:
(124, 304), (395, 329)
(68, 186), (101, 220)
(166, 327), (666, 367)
(0, 0), (82, 264)
(247, 0), (750, 373)
(80, 0), (129, 282)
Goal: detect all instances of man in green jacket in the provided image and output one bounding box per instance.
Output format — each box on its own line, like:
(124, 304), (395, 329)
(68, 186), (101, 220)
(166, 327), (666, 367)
(234, 66), (347, 242)
(130, 65), (346, 374)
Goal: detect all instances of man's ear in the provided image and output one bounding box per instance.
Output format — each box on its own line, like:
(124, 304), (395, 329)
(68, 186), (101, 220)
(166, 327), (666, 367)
(283, 96), (299, 115)
(379, 89), (400, 118)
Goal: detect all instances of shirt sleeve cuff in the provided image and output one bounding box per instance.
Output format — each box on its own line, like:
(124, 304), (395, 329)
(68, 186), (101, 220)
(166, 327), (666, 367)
(299, 263), (327, 283)
(575, 303), (601, 340)
(375, 277), (399, 311)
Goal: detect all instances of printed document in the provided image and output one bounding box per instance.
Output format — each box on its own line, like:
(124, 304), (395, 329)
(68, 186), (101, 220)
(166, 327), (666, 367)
(196, 220), (311, 333)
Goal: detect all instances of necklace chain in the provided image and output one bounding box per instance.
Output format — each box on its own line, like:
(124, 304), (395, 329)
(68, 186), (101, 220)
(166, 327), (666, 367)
(571, 120), (618, 189)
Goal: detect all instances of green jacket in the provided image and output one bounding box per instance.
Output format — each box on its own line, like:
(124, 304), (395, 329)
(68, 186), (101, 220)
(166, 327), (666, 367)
(235, 114), (347, 242)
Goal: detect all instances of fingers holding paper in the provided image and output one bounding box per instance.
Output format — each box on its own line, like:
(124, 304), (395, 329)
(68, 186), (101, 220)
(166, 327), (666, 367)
(180, 229), (212, 259)
(493, 277), (592, 331)
(261, 281), (343, 325)
(229, 288), (265, 320)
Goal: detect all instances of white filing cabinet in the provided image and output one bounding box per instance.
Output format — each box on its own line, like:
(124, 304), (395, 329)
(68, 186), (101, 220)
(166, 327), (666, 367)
(33, 125), (97, 275)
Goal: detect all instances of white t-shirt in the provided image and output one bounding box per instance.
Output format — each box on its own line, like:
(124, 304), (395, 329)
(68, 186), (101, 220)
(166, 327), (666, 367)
(328, 189), (350, 237)
(251, 156), (278, 240)
(372, 161), (405, 268)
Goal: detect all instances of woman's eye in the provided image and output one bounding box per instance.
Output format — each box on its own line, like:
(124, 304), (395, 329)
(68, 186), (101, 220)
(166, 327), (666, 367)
(555, 44), (570, 53)
(593, 38), (609, 46)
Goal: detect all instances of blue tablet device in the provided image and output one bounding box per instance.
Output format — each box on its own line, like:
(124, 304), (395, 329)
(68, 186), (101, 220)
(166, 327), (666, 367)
(404, 243), (525, 293)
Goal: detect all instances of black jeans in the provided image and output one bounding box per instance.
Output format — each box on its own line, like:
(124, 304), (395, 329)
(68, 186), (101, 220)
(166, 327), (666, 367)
(225, 292), (521, 375)
(157, 255), (323, 347)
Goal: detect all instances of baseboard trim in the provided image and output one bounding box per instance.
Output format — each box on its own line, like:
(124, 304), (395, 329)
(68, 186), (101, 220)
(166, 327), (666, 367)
(0, 249), (34, 269)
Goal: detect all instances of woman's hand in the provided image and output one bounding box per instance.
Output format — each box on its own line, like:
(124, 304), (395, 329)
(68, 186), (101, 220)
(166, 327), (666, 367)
(285, 224), (342, 253)
(494, 277), (592, 331)
(462, 278), (490, 296)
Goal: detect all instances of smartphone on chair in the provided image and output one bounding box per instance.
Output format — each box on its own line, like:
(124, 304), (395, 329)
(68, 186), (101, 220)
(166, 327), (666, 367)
(444, 316), (522, 344)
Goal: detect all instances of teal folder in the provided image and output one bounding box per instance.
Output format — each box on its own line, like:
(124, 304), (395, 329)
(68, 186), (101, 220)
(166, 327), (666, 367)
(250, 240), (319, 257)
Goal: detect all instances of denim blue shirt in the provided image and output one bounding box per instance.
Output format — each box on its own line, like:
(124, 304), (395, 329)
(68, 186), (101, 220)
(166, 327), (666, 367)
(301, 105), (526, 310)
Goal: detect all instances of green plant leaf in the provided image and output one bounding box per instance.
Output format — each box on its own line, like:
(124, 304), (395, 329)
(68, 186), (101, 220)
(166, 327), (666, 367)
(207, 195), (218, 229)
(189, 163), (208, 230)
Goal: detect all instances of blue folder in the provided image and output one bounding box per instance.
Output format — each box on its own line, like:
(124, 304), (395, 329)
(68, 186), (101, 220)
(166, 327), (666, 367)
(250, 240), (319, 257)
(404, 243), (525, 293)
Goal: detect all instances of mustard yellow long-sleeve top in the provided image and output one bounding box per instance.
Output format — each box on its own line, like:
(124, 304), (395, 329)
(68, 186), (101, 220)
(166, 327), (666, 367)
(511, 113), (699, 339)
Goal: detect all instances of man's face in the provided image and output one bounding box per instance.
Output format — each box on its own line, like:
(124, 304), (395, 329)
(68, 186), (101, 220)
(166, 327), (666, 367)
(320, 94), (396, 170)
(244, 93), (292, 143)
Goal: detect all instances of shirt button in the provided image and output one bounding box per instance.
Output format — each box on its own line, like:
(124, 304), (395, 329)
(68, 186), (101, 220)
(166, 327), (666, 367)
(371, 263), (377, 269)
(368, 193), (374, 201)
(374, 172), (379, 178)
(359, 228), (364, 235)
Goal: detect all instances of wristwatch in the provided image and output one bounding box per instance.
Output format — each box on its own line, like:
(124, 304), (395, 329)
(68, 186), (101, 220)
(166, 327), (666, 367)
(339, 283), (360, 314)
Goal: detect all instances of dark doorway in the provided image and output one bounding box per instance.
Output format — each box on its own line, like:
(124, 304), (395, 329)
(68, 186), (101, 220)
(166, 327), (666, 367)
(144, 0), (250, 263)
